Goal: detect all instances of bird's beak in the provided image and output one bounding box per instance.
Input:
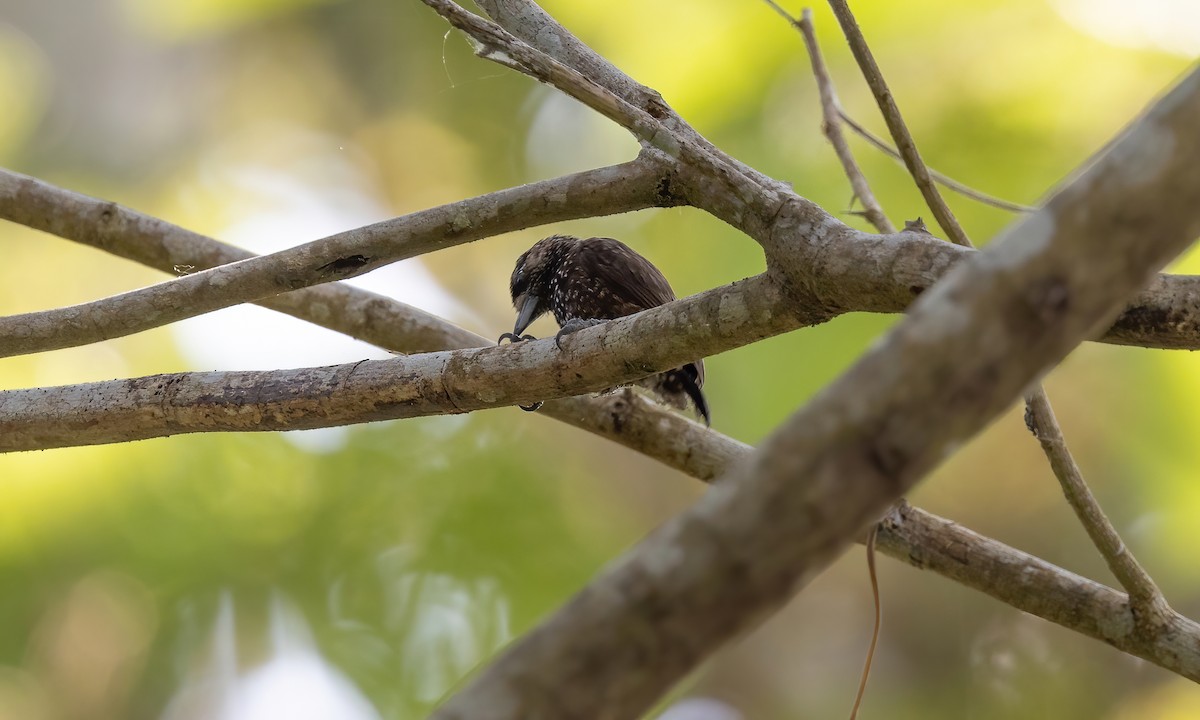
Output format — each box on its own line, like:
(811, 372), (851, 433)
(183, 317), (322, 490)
(513, 294), (541, 336)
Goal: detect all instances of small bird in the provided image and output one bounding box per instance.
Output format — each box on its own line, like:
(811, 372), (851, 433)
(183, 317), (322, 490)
(502, 234), (710, 425)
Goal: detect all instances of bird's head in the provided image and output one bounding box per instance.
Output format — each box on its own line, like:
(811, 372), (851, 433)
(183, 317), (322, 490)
(509, 234), (577, 335)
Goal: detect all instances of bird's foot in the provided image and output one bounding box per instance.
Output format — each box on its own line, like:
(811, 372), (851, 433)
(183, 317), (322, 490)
(496, 332), (542, 411)
(554, 318), (605, 350)
(497, 332), (537, 345)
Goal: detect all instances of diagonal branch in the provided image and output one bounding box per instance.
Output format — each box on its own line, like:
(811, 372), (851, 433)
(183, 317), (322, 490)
(426, 0), (788, 233)
(432, 67), (1200, 719)
(791, 5), (893, 234)
(0, 156), (674, 358)
(876, 502), (1200, 677)
(802, 0), (1173, 641)
(1024, 391), (1172, 627)
(826, 0), (971, 246)
(836, 110), (1036, 213)
(814, 0), (1171, 636)
(472, 0), (786, 194)
(556, 391), (1200, 682)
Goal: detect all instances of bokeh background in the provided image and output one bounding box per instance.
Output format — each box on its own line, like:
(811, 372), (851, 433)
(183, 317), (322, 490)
(0, 0), (1197, 717)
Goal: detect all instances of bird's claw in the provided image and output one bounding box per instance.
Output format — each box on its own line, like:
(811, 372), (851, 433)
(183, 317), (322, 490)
(554, 318), (604, 351)
(496, 332), (542, 411)
(497, 332), (537, 345)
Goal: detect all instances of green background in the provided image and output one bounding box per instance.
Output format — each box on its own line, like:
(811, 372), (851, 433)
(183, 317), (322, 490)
(0, 0), (1197, 717)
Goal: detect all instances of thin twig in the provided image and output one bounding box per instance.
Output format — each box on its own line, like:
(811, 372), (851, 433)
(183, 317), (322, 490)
(1024, 388), (1173, 629)
(474, 0), (788, 195)
(837, 110), (1035, 213)
(794, 7), (895, 233)
(826, 0), (972, 246)
(420, 0), (680, 155)
(849, 525), (881, 720)
(425, 0), (787, 230)
(784, 9), (889, 714)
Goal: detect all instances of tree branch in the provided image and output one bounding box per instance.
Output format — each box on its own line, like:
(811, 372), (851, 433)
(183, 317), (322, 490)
(549, 391), (1200, 683)
(835, 110), (1036, 213)
(826, 0), (971, 246)
(0, 157), (673, 358)
(762, 1), (895, 234)
(432, 67), (1200, 719)
(427, 0), (788, 236)
(788, 0), (1176, 654)
(876, 502), (1200, 678)
(1024, 390), (1172, 627)
(0, 273), (812, 452)
(791, 5), (893, 233)
(472, 0), (786, 193)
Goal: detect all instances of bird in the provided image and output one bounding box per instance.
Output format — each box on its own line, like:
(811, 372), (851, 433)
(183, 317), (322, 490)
(501, 234), (710, 426)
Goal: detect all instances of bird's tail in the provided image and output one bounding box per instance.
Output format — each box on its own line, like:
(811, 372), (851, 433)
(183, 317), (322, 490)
(662, 362), (710, 427)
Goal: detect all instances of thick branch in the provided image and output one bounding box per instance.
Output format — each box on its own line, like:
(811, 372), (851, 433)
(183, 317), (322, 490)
(564, 393), (1200, 681)
(766, 218), (1200, 349)
(0, 157), (673, 358)
(0, 274), (810, 451)
(2, 2), (1198, 700)
(428, 0), (787, 235)
(432, 68), (1200, 719)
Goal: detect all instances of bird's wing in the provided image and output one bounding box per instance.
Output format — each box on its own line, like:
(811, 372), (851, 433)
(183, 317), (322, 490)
(568, 237), (677, 316)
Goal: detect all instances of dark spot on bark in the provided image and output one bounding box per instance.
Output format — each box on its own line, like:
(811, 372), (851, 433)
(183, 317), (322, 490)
(609, 391), (633, 434)
(1109, 301), (1197, 349)
(318, 255), (370, 275)
(645, 97), (670, 119)
(1028, 275), (1070, 323)
(909, 285), (925, 297)
(866, 438), (907, 492)
(654, 175), (676, 206)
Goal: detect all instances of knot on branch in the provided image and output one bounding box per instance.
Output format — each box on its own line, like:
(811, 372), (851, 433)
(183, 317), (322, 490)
(316, 254), (372, 277)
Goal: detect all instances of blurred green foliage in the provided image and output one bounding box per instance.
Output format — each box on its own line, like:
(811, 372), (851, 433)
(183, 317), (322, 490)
(0, 0), (1197, 717)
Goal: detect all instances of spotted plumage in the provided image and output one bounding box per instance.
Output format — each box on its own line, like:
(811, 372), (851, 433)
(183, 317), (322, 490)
(507, 234), (710, 425)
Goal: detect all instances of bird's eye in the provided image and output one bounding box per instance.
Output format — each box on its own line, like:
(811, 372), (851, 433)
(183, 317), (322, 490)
(511, 268), (529, 297)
